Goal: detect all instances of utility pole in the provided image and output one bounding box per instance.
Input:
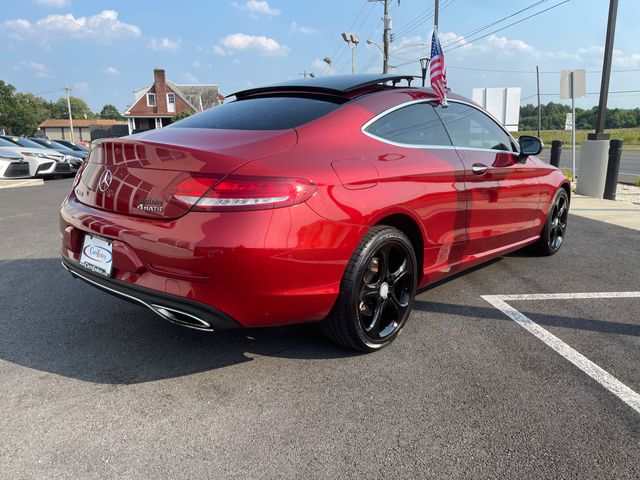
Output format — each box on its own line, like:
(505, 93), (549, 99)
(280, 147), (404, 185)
(383, 0), (390, 74)
(368, 0), (399, 74)
(64, 85), (74, 143)
(589, 0), (618, 140)
(434, 0), (439, 29)
(536, 65), (541, 137)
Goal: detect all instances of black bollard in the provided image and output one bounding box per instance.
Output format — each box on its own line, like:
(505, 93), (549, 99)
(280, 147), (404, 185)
(603, 139), (623, 200)
(550, 140), (563, 168)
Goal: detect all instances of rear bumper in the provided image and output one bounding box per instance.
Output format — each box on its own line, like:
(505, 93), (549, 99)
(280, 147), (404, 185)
(60, 191), (362, 328)
(62, 257), (239, 331)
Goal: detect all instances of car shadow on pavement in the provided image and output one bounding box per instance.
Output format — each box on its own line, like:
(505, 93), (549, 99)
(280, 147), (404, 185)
(412, 299), (640, 337)
(0, 258), (356, 385)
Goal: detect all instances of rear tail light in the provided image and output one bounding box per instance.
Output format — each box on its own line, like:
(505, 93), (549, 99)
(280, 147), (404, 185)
(171, 175), (317, 211)
(72, 161), (87, 189)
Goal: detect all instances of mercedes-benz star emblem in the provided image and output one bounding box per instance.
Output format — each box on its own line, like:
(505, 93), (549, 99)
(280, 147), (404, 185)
(98, 170), (113, 192)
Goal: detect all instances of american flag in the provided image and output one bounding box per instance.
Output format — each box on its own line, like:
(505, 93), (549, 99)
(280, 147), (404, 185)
(430, 28), (448, 105)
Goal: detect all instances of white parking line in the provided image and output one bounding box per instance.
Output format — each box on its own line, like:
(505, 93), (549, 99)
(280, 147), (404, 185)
(482, 292), (640, 414)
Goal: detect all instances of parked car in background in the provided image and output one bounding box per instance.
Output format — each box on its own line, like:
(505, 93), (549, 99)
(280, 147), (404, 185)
(0, 148), (31, 179)
(54, 140), (90, 153)
(0, 136), (75, 177)
(28, 137), (86, 168)
(60, 74), (570, 352)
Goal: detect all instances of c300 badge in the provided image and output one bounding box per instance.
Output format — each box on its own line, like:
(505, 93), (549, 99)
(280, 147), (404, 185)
(136, 199), (164, 213)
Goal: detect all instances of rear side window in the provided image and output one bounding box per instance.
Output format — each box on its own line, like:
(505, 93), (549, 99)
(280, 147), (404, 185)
(171, 95), (344, 130)
(435, 103), (514, 151)
(364, 103), (452, 146)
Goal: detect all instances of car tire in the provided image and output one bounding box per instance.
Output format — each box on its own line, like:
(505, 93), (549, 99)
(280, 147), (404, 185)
(530, 188), (569, 256)
(321, 225), (417, 352)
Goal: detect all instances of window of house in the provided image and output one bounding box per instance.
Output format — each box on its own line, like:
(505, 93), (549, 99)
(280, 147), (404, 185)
(435, 102), (514, 151)
(364, 102), (452, 146)
(147, 93), (156, 107)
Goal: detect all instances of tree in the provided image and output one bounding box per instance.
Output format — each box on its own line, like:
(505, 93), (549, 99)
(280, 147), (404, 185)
(98, 104), (122, 120)
(51, 96), (94, 119)
(0, 81), (17, 133)
(11, 93), (51, 135)
(173, 110), (193, 121)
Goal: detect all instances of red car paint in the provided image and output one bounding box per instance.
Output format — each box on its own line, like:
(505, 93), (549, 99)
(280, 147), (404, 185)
(60, 84), (569, 329)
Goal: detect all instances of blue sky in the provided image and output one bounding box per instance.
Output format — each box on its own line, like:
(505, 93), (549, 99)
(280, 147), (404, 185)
(2, 0), (640, 113)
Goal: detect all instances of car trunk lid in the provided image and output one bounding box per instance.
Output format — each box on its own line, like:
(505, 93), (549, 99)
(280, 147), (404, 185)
(73, 128), (297, 219)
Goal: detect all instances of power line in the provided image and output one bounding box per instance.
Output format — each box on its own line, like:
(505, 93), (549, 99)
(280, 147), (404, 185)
(522, 89), (640, 100)
(329, 1), (370, 72)
(442, 0), (550, 50)
(392, 0), (571, 69)
(445, 0), (572, 52)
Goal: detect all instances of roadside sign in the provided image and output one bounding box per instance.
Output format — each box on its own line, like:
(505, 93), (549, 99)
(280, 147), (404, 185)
(560, 69), (586, 180)
(560, 69), (586, 99)
(565, 112), (573, 131)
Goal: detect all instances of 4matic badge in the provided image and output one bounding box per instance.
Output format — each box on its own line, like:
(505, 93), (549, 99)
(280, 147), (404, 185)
(136, 199), (165, 213)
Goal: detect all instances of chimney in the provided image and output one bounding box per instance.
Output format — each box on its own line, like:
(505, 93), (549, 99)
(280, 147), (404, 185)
(153, 68), (167, 113)
(153, 68), (166, 84)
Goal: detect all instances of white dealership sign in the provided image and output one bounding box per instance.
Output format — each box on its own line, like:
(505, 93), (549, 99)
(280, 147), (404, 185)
(471, 87), (522, 132)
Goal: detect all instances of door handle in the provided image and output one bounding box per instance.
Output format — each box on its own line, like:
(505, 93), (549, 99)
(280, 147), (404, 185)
(471, 163), (490, 175)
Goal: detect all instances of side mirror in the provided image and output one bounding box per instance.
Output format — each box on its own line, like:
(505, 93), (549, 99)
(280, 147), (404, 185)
(519, 135), (543, 156)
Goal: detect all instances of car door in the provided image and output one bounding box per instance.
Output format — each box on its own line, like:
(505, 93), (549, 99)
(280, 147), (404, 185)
(434, 101), (541, 256)
(362, 101), (468, 281)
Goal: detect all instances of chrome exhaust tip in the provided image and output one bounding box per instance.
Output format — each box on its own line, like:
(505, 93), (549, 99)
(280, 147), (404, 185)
(150, 304), (214, 331)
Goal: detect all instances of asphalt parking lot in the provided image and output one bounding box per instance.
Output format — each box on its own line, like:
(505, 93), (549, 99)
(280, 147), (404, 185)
(1, 179), (639, 479)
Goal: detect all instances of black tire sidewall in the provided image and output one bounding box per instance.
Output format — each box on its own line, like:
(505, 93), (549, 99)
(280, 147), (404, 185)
(345, 228), (417, 350)
(543, 188), (569, 254)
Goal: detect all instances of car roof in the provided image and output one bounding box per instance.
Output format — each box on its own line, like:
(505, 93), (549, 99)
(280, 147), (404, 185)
(230, 74), (419, 99)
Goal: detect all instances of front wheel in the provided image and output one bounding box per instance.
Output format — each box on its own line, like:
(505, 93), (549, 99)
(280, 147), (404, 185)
(531, 188), (569, 256)
(321, 225), (417, 352)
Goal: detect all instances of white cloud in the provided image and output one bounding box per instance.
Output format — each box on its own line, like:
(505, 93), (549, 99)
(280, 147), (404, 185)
(183, 72), (198, 83)
(3, 10), (141, 44)
(36, 0), (70, 7)
(14, 60), (53, 78)
(73, 81), (89, 94)
(232, 0), (280, 17)
(215, 33), (289, 56)
(103, 66), (120, 75)
(148, 37), (181, 52)
(192, 60), (203, 68)
(213, 45), (228, 56)
(290, 21), (316, 35)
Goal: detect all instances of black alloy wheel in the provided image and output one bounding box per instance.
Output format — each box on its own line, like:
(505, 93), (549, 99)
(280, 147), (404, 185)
(357, 242), (415, 341)
(548, 192), (568, 251)
(531, 188), (569, 256)
(322, 225), (417, 352)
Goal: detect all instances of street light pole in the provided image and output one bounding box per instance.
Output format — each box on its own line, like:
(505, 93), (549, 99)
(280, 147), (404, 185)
(64, 84), (74, 143)
(323, 57), (333, 76)
(419, 57), (429, 87)
(342, 32), (360, 75)
(590, 0), (619, 140)
(536, 65), (541, 137)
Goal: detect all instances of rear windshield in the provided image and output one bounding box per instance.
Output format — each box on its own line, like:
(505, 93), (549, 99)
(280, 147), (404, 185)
(171, 95), (345, 130)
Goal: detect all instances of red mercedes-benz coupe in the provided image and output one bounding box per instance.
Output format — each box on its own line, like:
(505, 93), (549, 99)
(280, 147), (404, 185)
(60, 74), (570, 351)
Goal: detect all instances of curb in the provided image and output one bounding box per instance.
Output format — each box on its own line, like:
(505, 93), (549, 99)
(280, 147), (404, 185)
(0, 179), (45, 190)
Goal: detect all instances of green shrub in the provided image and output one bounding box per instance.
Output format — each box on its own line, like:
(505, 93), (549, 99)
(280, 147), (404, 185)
(561, 168), (573, 181)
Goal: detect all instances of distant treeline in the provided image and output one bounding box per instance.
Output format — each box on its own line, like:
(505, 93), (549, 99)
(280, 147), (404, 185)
(0, 80), (122, 136)
(519, 102), (640, 130)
